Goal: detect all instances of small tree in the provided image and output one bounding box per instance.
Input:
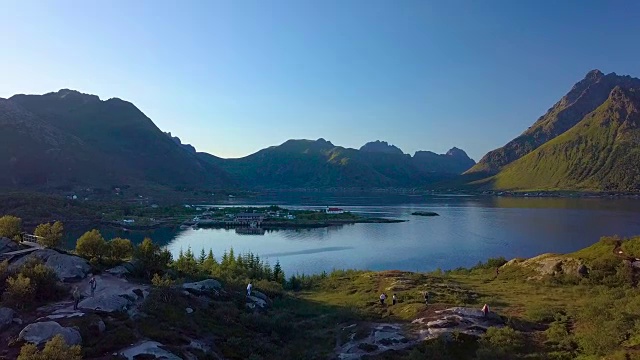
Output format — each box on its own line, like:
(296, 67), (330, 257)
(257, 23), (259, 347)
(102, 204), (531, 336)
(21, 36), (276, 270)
(109, 237), (134, 261)
(3, 273), (35, 308)
(18, 334), (82, 360)
(34, 221), (64, 248)
(134, 238), (172, 278)
(75, 229), (107, 260)
(0, 215), (22, 241)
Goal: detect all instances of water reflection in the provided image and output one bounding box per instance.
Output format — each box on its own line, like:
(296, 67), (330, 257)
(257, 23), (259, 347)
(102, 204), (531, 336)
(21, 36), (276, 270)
(62, 196), (640, 275)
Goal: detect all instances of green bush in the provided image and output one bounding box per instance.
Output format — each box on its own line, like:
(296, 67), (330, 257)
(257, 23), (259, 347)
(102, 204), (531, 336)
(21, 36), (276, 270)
(476, 326), (525, 360)
(19, 260), (65, 302)
(75, 229), (108, 260)
(3, 273), (35, 308)
(18, 334), (82, 360)
(472, 257), (508, 270)
(134, 238), (172, 279)
(0, 215), (22, 241)
(109, 237), (134, 261)
(34, 221), (64, 248)
(620, 236), (640, 258)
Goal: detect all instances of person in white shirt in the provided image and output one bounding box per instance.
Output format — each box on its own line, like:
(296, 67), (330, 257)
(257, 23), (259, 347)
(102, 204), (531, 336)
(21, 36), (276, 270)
(392, 294), (397, 305)
(247, 282), (253, 296)
(379, 293), (386, 305)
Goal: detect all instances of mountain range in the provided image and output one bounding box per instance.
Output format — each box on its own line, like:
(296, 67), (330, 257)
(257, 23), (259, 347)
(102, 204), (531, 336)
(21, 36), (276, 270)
(0, 90), (474, 192)
(3, 69), (640, 194)
(470, 70), (640, 192)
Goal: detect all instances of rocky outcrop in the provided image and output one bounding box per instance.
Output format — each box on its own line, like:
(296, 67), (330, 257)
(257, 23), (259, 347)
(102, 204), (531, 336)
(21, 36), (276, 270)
(106, 260), (138, 277)
(19, 321), (82, 346)
(78, 274), (149, 313)
(0, 307), (16, 331)
(182, 279), (222, 295)
(118, 340), (182, 360)
(336, 307), (503, 359)
(8, 249), (90, 281)
(79, 294), (131, 313)
(0, 237), (19, 254)
(509, 254), (584, 279)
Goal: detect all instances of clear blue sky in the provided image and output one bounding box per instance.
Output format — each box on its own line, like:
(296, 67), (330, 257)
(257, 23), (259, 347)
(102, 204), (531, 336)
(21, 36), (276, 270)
(1, 0), (639, 160)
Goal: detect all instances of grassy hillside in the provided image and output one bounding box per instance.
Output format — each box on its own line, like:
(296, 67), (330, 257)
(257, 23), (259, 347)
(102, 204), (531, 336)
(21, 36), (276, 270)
(491, 86), (640, 191)
(468, 70), (640, 175)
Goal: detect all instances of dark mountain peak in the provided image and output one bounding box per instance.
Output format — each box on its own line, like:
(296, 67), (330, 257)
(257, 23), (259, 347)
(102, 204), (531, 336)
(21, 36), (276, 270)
(315, 138), (334, 146)
(166, 132), (196, 154)
(585, 69), (604, 80)
(360, 140), (404, 155)
(51, 89), (100, 103)
(445, 147), (470, 158)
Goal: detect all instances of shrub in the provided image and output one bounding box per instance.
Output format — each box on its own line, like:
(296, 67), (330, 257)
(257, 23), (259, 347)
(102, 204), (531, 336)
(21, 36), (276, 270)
(254, 279), (284, 298)
(3, 274), (35, 308)
(621, 236), (640, 258)
(18, 334), (82, 360)
(34, 221), (64, 248)
(476, 326), (525, 360)
(473, 257), (508, 270)
(75, 229), (108, 260)
(0, 215), (22, 241)
(134, 238), (172, 279)
(109, 237), (134, 261)
(19, 260), (64, 302)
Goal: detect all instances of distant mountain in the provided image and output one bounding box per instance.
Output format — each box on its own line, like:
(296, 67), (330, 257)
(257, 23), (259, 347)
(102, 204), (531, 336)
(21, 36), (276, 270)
(490, 85), (640, 191)
(1, 89), (232, 190)
(468, 70), (640, 175)
(360, 141), (404, 155)
(413, 147), (476, 175)
(214, 139), (474, 188)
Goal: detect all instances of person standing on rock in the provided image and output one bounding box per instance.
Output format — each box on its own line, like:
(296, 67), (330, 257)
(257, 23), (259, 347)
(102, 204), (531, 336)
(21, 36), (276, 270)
(392, 294), (397, 305)
(424, 291), (429, 305)
(482, 304), (490, 317)
(379, 293), (386, 305)
(247, 281), (253, 297)
(72, 286), (81, 310)
(89, 276), (97, 297)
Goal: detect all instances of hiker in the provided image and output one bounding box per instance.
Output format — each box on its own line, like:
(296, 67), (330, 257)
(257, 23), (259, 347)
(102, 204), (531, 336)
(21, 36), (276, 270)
(495, 267), (500, 277)
(89, 276), (97, 297)
(379, 293), (387, 305)
(72, 286), (81, 310)
(247, 281), (253, 297)
(424, 291), (429, 305)
(392, 293), (397, 305)
(482, 304), (490, 317)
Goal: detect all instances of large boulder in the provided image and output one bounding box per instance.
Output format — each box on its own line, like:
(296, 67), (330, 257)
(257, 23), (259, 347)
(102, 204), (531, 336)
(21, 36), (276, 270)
(79, 294), (132, 313)
(182, 279), (222, 295)
(0, 307), (16, 331)
(118, 341), (182, 360)
(44, 253), (91, 281)
(19, 321), (82, 346)
(9, 250), (90, 282)
(0, 237), (19, 254)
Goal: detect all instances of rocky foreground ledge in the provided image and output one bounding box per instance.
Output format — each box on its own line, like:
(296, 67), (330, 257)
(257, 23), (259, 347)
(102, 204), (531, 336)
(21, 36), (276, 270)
(0, 237), (271, 359)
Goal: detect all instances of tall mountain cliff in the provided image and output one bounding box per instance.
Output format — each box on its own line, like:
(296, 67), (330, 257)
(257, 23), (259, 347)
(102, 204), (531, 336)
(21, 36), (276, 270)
(491, 85), (640, 191)
(468, 70), (640, 175)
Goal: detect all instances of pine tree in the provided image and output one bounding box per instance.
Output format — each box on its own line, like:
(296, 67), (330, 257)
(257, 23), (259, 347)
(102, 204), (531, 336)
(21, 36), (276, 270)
(199, 248), (206, 265)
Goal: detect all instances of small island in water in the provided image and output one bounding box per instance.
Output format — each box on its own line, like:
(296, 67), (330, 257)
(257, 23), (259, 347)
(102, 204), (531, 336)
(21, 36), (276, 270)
(411, 211), (440, 217)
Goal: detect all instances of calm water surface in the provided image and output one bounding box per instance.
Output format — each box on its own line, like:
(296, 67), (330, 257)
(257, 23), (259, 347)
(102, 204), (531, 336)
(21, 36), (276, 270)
(68, 194), (640, 275)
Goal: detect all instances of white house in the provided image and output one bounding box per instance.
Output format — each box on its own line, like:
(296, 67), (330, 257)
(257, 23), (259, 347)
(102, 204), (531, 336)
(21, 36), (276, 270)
(325, 207), (344, 214)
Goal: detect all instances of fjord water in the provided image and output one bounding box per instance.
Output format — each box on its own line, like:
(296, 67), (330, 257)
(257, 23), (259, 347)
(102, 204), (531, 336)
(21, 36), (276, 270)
(86, 194), (640, 275)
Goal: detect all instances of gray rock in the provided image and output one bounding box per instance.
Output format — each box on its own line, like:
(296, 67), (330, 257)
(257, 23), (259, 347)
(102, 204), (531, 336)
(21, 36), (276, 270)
(252, 290), (270, 303)
(119, 340), (182, 360)
(9, 249), (90, 282)
(44, 253), (91, 281)
(13, 317), (23, 325)
(247, 295), (267, 309)
(79, 294), (131, 313)
(19, 321), (82, 346)
(106, 265), (130, 277)
(0, 307), (16, 331)
(0, 237), (19, 254)
(577, 264), (589, 276)
(185, 307), (194, 314)
(182, 279), (222, 294)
